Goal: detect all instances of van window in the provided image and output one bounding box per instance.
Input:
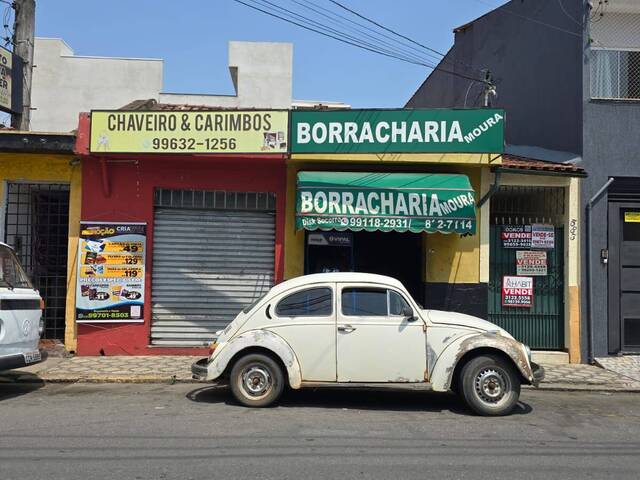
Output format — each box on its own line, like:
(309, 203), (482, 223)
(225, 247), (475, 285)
(0, 245), (32, 289)
(276, 287), (333, 317)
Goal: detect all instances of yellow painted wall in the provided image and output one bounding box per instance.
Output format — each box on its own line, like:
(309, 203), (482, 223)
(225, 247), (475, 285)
(0, 153), (81, 351)
(284, 158), (486, 286)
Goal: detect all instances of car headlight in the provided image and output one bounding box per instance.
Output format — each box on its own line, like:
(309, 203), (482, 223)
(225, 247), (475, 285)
(38, 318), (44, 335)
(524, 344), (532, 363)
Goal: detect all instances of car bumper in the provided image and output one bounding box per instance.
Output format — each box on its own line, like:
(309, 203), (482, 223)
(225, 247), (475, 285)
(0, 349), (48, 372)
(531, 361), (545, 386)
(191, 357), (209, 381)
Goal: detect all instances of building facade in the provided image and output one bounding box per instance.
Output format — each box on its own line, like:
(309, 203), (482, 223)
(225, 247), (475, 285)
(407, 0), (638, 361)
(73, 108), (288, 355)
(0, 131), (80, 349)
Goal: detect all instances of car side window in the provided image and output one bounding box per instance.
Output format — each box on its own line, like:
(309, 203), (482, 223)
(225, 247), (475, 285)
(341, 288), (388, 316)
(388, 290), (410, 316)
(275, 287), (333, 317)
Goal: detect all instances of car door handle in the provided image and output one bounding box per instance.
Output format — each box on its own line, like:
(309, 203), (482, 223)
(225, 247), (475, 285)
(338, 325), (356, 333)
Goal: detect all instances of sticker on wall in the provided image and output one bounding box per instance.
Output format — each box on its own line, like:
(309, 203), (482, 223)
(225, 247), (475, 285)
(516, 251), (547, 276)
(531, 224), (555, 249)
(76, 222), (146, 323)
(624, 212), (640, 223)
(501, 225), (532, 249)
(502, 275), (534, 307)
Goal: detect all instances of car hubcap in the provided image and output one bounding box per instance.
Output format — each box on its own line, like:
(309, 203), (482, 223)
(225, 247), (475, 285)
(474, 367), (508, 404)
(241, 365), (272, 397)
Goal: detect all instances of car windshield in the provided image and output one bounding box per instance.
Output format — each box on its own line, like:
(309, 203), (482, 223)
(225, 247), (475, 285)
(0, 245), (33, 289)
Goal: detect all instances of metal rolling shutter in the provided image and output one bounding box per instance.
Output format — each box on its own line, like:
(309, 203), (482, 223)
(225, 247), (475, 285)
(151, 201), (275, 346)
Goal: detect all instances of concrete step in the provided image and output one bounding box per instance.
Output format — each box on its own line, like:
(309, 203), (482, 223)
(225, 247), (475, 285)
(532, 351), (569, 365)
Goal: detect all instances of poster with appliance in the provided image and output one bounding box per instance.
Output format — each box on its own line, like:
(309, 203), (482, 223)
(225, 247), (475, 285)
(531, 224), (555, 249)
(76, 222), (146, 323)
(516, 251), (548, 276)
(502, 275), (534, 307)
(501, 225), (532, 249)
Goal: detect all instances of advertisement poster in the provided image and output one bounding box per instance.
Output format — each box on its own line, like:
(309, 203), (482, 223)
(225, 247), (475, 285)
(76, 222), (146, 323)
(502, 276), (534, 307)
(501, 225), (532, 249)
(89, 110), (288, 154)
(516, 251), (548, 276)
(531, 224), (555, 249)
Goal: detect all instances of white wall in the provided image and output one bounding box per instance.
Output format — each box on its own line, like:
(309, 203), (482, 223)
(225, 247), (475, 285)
(31, 39), (341, 133)
(31, 38), (163, 132)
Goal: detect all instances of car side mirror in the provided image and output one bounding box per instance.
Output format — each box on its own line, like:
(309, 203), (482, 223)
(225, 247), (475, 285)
(402, 306), (416, 322)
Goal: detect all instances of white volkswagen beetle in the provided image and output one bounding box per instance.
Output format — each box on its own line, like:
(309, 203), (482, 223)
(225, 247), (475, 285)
(192, 273), (544, 416)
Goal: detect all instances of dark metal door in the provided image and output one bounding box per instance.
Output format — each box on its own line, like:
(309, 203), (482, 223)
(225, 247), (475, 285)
(488, 225), (565, 349)
(3, 183), (70, 339)
(617, 208), (640, 351)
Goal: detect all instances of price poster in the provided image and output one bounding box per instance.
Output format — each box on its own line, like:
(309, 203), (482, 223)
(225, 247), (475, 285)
(76, 222), (146, 323)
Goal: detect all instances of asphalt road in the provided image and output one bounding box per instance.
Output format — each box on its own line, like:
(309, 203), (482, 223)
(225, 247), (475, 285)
(0, 382), (639, 480)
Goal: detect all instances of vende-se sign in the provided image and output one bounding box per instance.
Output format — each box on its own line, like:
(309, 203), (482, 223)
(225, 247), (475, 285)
(502, 275), (534, 307)
(291, 109), (505, 154)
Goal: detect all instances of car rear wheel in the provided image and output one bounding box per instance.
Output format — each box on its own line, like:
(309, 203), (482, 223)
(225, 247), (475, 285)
(229, 353), (285, 407)
(459, 354), (521, 416)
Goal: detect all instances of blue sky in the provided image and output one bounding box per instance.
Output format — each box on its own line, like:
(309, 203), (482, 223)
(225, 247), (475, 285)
(35, 0), (508, 107)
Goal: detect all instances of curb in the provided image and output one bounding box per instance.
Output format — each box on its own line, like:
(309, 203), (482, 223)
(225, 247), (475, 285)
(3, 375), (640, 392)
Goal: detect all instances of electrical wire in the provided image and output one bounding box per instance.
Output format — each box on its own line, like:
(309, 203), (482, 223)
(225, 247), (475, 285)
(232, 0), (488, 84)
(557, 0), (583, 28)
(287, 0), (445, 65)
(471, 0), (582, 37)
(250, 0), (441, 66)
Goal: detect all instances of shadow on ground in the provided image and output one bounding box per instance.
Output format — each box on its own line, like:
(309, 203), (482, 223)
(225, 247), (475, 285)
(186, 384), (533, 416)
(0, 372), (45, 401)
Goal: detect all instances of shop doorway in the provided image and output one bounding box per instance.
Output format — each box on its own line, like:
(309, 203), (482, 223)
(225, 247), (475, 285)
(2, 182), (70, 339)
(488, 186), (565, 350)
(305, 230), (423, 302)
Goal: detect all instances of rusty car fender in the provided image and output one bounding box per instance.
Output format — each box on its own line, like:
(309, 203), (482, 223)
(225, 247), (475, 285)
(429, 332), (534, 392)
(206, 329), (303, 389)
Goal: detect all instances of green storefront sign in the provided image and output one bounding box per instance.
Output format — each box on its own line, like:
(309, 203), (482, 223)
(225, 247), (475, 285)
(291, 109), (504, 154)
(296, 172), (476, 234)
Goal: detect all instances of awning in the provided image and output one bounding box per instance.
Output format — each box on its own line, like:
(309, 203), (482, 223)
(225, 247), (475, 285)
(296, 172), (476, 234)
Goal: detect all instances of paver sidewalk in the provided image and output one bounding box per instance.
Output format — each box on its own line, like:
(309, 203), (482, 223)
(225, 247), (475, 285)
(2, 355), (640, 391)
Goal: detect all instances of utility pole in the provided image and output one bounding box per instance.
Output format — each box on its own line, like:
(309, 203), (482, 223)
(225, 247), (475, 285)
(11, 0), (35, 130)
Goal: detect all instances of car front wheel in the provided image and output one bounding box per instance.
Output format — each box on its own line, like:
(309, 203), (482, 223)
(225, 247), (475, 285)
(229, 353), (285, 407)
(459, 354), (521, 416)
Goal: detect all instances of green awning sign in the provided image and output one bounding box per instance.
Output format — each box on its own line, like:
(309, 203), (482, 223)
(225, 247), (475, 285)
(296, 172), (476, 234)
(291, 109), (504, 154)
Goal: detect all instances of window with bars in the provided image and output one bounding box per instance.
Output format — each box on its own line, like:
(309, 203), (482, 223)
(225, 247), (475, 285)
(3, 183), (70, 340)
(154, 188), (276, 211)
(591, 48), (640, 100)
(490, 186), (565, 226)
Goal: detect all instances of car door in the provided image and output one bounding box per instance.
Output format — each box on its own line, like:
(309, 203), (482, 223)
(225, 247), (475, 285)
(266, 283), (336, 381)
(336, 284), (427, 383)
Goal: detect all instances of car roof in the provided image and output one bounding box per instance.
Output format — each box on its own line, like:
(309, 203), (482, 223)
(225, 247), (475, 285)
(270, 272), (406, 296)
(0, 241), (11, 249)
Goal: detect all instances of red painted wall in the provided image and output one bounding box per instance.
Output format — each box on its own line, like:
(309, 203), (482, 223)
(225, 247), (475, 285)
(77, 154), (287, 356)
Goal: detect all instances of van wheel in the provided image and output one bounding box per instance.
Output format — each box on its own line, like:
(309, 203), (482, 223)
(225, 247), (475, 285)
(229, 353), (284, 407)
(459, 354), (521, 416)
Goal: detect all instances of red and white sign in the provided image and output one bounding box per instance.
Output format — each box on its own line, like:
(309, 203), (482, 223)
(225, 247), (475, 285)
(502, 275), (533, 307)
(501, 225), (532, 249)
(531, 224), (555, 249)
(516, 250), (547, 276)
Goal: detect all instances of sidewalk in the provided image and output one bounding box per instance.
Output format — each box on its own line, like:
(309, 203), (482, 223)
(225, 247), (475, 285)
(2, 354), (640, 392)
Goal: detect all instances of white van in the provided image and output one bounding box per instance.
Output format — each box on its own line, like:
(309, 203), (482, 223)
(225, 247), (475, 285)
(0, 242), (46, 371)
